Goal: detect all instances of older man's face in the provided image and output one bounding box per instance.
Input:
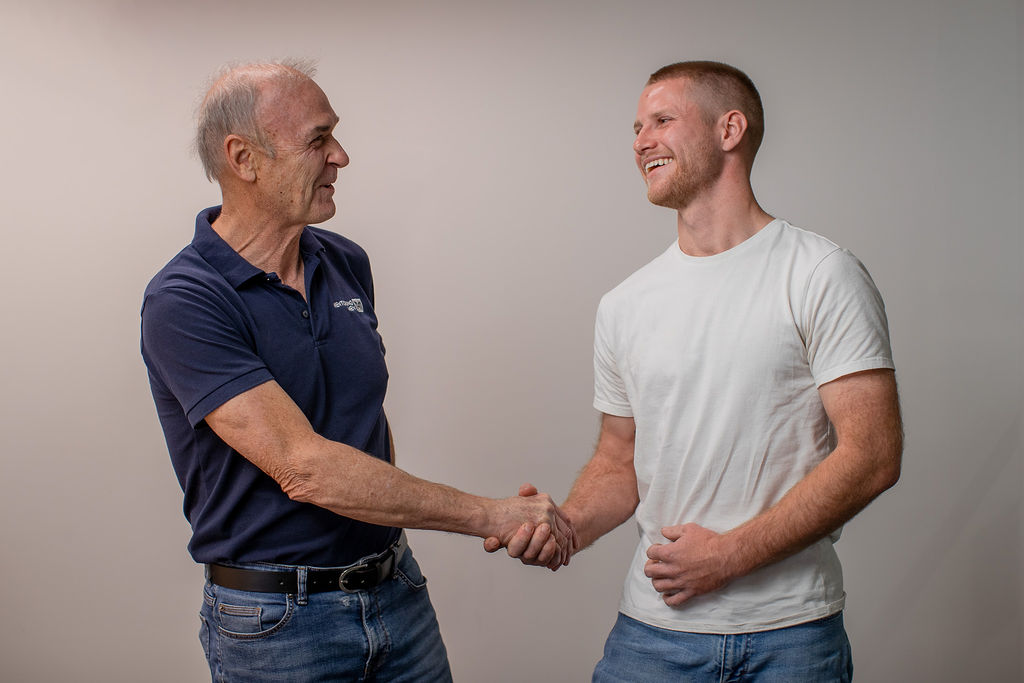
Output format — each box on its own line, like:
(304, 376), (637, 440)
(254, 78), (349, 227)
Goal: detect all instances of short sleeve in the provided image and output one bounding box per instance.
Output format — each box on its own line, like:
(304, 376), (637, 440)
(141, 287), (273, 426)
(802, 249), (895, 387)
(593, 296), (633, 416)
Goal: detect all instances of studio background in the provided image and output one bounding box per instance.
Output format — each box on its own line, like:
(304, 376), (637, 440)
(1, 1), (1020, 681)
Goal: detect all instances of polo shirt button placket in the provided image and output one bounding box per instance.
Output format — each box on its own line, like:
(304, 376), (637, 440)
(301, 309), (310, 319)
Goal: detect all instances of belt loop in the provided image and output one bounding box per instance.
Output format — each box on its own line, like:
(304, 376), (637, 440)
(296, 566), (308, 605)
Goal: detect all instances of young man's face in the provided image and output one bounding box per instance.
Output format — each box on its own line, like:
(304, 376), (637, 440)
(632, 77), (724, 210)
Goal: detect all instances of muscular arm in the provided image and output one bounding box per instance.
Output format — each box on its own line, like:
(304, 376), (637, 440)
(645, 368), (903, 605)
(205, 380), (573, 558)
(562, 413), (641, 550)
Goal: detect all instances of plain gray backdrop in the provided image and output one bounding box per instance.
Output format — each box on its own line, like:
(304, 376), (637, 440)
(1, 0), (1020, 680)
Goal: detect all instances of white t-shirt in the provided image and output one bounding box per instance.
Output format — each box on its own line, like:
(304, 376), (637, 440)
(593, 219), (894, 633)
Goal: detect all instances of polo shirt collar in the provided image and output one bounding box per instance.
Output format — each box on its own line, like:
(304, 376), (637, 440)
(299, 226), (327, 261)
(191, 206), (326, 289)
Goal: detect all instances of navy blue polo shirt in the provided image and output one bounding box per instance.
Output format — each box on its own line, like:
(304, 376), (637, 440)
(141, 206), (399, 566)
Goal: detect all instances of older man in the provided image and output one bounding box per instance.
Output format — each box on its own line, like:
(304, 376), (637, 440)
(496, 61), (903, 681)
(141, 60), (574, 682)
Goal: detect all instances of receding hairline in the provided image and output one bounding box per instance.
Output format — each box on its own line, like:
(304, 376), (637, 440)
(201, 59), (318, 109)
(193, 59), (322, 181)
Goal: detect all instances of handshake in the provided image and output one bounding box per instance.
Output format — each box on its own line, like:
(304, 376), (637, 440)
(481, 483), (580, 571)
(476, 480), (741, 605)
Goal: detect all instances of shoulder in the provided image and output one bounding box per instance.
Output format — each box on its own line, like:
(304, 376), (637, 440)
(600, 243), (677, 311)
(768, 220), (877, 288)
(144, 245), (211, 298)
(771, 220), (844, 265)
(142, 246), (235, 319)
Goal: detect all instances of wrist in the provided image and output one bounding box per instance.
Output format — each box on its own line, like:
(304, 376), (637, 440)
(717, 528), (758, 581)
(470, 496), (502, 540)
(560, 503), (588, 552)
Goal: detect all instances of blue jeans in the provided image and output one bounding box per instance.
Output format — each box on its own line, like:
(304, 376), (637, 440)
(593, 611), (852, 682)
(199, 549), (452, 682)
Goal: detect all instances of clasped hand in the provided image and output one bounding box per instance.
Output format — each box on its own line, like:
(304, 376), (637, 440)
(483, 484), (579, 571)
(644, 523), (738, 607)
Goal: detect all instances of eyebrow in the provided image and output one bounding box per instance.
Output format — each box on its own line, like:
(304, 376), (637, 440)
(634, 109), (672, 134)
(306, 116), (340, 139)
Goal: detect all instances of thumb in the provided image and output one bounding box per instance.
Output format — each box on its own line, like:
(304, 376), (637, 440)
(518, 482), (538, 497)
(483, 536), (502, 553)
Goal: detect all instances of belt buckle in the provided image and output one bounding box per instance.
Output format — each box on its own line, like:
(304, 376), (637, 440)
(338, 562), (377, 592)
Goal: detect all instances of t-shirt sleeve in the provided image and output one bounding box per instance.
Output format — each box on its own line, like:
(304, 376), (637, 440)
(802, 248), (895, 387)
(593, 296), (633, 417)
(141, 286), (274, 427)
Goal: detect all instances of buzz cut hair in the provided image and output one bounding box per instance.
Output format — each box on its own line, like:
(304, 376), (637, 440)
(647, 61), (765, 161)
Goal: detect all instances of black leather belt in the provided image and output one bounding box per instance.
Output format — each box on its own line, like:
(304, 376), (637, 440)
(206, 533), (407, 594)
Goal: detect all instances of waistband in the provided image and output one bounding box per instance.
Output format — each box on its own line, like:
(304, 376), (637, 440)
(206, 532), (408, 594)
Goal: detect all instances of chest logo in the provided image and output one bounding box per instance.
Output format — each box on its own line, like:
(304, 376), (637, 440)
(333, 298), (364, 313)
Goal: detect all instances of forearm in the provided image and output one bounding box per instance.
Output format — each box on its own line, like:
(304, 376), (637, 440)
(643, 370), (903, 607)
(208, 381), (506, 537)
(563, 450), (639, 550)
(277, 433), (496, 537)
(720, 441), (901, 579)
(722, 371), (903, 578)
(207, 380), (571, 550)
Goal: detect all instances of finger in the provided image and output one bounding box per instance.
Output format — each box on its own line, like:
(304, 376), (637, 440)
(550, 506), (575, 546)
(651, 577), (680, 593)
(483, 536), (501, 553)
(646, 543), (664, 561)
(522, 523), (553, 561)
(644, 558), (670, 579)
(661, 525), (684, 541)
(663, 590), (692, 607)
(506, 523), (535, 558)
(549, 516), (569, 549)
(567, 526), (580, 556)
(544, 534), (569, 569)
(547, 552), (565, 571)
(518, 482), (538, 497)
(535, 535), (558, 565)
(547, 549), (565, 571)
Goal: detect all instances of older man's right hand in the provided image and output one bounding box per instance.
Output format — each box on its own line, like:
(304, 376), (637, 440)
(483, 484), (578, 570)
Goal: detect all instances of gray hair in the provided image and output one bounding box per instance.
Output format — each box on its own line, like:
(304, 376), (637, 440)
(194, 58), (318, 182)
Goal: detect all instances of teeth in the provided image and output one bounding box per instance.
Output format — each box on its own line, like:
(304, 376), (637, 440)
(645, 158), (673, 172)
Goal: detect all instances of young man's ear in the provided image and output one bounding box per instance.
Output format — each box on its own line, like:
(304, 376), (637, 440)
(719, 110), (749, 153)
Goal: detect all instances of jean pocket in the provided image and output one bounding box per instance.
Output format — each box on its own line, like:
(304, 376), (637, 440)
(211, 587), (294, 640)
(394, 554), (428, 592)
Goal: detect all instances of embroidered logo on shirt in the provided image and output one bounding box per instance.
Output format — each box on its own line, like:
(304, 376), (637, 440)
(333, 298), (364, 312)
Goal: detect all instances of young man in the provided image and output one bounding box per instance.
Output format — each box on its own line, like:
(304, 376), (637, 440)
(498, 61), (902, 681)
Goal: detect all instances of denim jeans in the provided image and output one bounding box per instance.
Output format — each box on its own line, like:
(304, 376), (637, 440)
(593, 611), (852, 682)
(199, 549), (452, 682)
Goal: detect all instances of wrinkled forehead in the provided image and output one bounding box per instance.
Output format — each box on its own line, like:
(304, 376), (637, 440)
(259, 78), (339, 139)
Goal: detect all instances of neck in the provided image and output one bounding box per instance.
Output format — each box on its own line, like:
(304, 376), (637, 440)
(674, 177), (773, 257)
(213, 200), (306, 290)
